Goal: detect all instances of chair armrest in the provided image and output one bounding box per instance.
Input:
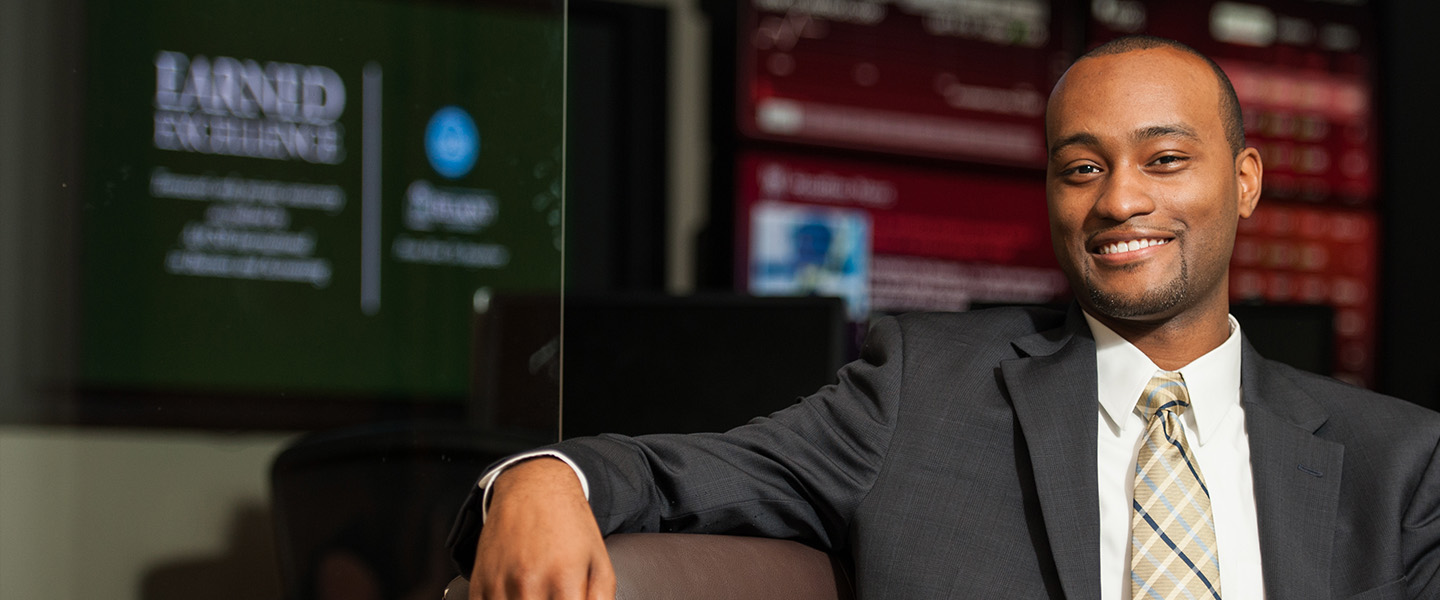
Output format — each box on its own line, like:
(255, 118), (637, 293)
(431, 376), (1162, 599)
(606, 533), (851, 600)
(443, 533), (852, 600)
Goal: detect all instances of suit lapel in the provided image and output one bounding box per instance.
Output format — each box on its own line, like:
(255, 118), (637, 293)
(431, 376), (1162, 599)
(1002, 308), (1102, 599)
(1240, 341), (1343, 598)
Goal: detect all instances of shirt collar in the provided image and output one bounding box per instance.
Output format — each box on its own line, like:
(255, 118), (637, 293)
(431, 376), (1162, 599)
(1084, 311), (1243, 446)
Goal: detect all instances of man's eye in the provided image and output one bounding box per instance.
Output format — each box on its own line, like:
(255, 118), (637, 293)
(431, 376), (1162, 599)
(1066, 164), (1100, 176)
(1153, 155), (1187, 166)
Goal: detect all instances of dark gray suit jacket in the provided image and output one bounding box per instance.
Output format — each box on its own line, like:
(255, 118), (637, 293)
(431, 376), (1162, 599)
(451, 306), (1440, 599)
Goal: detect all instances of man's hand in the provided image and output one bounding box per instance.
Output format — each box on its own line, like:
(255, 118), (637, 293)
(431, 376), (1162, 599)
(469, 457), (616, 600)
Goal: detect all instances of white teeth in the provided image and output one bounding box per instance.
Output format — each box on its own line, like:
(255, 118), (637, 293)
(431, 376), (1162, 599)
(1097, 238), (1169, 255)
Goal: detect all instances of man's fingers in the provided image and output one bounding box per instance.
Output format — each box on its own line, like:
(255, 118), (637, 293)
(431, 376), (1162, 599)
(587, 552), (617, 600)
(551, 570), (593, 600)
(469, 544), (610, 599)
(587, 572), (617, 600)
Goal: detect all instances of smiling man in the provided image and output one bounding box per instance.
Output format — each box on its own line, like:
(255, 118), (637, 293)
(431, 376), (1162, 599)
(1046, 37), (1261, 373)
(450, 36), (1440, 599)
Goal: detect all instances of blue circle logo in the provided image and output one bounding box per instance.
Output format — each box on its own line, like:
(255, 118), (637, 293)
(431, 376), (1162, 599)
(425, 106), (479, 179)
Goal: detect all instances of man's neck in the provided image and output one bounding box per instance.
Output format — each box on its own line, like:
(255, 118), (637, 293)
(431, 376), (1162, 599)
(1084, 304), (1232, 371)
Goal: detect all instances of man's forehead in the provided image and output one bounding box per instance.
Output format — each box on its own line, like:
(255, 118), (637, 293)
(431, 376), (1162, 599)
(1059, 46), (1212, 87)
(1045, 48), (1219, 142)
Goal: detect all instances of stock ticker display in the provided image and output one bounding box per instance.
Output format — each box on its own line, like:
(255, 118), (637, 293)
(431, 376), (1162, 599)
(735, 0), (1379, 385)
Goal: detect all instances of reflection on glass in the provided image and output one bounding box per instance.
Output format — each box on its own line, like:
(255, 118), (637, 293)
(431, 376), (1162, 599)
(0, 0), (564, 598)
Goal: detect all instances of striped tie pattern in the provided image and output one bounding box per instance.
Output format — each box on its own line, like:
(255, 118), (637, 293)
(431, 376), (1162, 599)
(1131, 371), (1221, 599)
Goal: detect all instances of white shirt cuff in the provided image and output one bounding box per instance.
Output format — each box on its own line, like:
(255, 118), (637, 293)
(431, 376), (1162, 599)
(476, 450), (590, 524)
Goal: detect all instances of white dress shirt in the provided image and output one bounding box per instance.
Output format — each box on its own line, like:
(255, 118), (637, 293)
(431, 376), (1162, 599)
(1086, 312), (1264, 599)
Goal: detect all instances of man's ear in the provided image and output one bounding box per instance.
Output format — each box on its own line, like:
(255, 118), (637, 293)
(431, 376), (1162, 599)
(1235, 147), (1263, 219)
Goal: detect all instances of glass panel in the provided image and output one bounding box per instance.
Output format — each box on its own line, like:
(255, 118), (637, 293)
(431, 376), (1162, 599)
(0, 0), (565, 597)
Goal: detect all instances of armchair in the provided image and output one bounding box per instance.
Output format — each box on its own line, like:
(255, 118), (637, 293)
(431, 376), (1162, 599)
(445, 533), (852, 600)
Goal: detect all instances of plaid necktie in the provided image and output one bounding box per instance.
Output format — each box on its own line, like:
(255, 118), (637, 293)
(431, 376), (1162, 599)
(1131, 371), (1222, 599)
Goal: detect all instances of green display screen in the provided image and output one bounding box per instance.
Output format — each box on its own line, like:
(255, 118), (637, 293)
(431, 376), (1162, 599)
(80, 0), (564, 400)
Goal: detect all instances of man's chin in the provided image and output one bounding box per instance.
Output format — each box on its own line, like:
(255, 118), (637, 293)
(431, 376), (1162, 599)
(1084, 284), (1187, 321)
(1082, 255), (1189, 320)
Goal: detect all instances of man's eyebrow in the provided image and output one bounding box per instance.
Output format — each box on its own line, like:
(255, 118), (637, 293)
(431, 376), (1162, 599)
(1048, 132), (1099, 159)
(1133, 124), (1200, 144)
(1048, 125), (1202, 159)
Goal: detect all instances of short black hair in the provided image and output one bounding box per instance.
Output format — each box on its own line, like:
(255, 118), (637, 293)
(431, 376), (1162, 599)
(1079, 35), (1246, 156)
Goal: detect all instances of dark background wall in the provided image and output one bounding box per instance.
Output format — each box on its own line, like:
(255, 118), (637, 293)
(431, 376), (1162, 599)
(1378, 1), (1440, 407)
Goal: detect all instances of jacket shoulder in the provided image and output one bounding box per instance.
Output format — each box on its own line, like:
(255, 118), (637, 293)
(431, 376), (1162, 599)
(888, 305), (1069, 340)
(1256, 355), (1440, 438)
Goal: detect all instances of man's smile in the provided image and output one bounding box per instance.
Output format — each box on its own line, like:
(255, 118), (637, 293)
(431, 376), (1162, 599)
(1085, 227), (1178, 262)
(1094, 237), (1171, 256)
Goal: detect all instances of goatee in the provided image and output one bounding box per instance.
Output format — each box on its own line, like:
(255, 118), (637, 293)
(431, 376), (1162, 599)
(1085, 254), (1188, 319)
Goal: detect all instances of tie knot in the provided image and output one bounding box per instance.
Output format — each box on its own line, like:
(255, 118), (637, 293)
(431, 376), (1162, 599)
(1137, 371), (1191, 422)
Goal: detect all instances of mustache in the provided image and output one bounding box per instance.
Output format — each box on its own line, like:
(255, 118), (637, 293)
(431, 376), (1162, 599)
(1083, 224), (1182, 248)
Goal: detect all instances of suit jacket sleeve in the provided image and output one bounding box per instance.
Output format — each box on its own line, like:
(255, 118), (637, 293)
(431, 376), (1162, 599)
(551, 315), (910, 548)
(447, 316), (911, 574)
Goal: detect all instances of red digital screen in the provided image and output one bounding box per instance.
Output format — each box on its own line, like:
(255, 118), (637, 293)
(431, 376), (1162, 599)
(1089, 0), (1378, 206)
(737, 0), (1074, 167)
(737, 151), (1067, 316)
(1232, 204), (1377, 386)
(731, 0), (1383, 387)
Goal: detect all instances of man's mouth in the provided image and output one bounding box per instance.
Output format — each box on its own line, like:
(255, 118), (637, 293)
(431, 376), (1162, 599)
(1094, 238), (1171, 256)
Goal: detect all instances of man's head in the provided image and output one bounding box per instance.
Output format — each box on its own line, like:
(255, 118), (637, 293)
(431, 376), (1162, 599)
(1044, 36), (1263, 330)
(1080, 36), (1248, 157)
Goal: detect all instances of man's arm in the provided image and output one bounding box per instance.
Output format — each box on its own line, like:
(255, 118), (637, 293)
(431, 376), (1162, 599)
(458, 315), (914, 598)
(468, 458), (614, 600)
(549, 316), (909, 543)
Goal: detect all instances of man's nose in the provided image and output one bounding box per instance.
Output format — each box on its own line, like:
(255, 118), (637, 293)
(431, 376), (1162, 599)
(1093, 166), (1156, 222)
